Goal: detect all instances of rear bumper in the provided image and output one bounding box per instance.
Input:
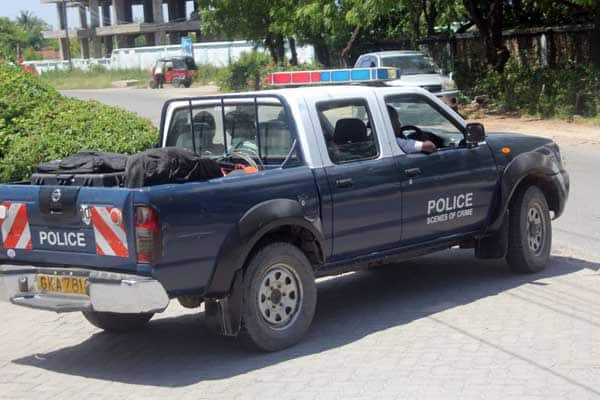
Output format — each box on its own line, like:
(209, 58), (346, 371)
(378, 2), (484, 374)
(0, 264), (169, 314)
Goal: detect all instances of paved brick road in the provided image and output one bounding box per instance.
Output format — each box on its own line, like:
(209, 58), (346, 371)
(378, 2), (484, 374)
(1, 248), (598, 400)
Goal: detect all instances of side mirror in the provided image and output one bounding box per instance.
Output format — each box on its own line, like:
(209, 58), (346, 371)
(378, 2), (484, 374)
(465, 123), (486, 146)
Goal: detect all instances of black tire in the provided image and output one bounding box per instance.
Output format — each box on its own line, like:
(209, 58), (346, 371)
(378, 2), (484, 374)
(183, 80), (192, 88)
(148, 80), (158, 89)
(506, 185), (552, 273)
(239, 242), (317, 352)
(82, 311), (154, 333)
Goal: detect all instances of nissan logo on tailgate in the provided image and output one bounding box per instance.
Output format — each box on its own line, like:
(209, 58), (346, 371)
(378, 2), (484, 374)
(51, 189), (62, 203)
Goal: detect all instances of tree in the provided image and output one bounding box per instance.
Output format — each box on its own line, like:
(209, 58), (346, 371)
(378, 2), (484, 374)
(0, 18), (26, 60)
(563, 0), (600, 68)
(462, 0), (509, 71)
(198, 0), (288, 63)
(0, 12), (49, 61)
(15, 10), (49, 51)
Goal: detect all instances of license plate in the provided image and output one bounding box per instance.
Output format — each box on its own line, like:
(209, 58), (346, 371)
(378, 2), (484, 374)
(36, 274), (88, 295)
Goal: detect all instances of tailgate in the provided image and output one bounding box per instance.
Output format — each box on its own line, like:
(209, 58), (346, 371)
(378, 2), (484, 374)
(0, 185), (137, 272)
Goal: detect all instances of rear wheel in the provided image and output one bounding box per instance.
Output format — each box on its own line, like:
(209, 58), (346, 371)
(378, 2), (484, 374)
(239, 242), (317, 352)
(506, 185), (552, 273)
(82, 311), (154, 333)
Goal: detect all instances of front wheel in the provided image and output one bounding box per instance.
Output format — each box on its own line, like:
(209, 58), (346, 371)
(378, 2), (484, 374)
(506, 185), (552, 273)
(82, 311), (154, 333)
(239, 242), (317, 352)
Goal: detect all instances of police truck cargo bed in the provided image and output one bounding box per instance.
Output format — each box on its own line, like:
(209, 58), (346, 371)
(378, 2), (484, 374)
(0, 68), (569, 352)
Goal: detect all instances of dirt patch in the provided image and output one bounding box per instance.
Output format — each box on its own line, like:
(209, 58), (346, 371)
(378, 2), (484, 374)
(463, 109), (600, 148)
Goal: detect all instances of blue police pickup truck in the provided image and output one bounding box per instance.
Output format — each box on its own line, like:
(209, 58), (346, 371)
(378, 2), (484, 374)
(0, 68), (569, 351)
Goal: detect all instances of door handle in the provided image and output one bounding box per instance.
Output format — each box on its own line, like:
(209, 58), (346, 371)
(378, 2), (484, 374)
(404, 168), (422, 178)
(335, 178), (354, 188)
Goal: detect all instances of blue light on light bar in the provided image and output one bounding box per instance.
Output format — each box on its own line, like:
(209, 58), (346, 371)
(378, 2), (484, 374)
(351, 69), (371, 80)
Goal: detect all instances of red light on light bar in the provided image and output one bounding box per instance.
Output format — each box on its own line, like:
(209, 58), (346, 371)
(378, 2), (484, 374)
(291, 72), (311, 83)
(272, 72), (291, 85)
(268, 71), (323, 85)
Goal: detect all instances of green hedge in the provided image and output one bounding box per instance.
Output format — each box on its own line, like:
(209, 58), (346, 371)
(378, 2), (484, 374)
(460, 59), (600, 119)
(216, 51), (321, 92)
(0, 64), (157, 182)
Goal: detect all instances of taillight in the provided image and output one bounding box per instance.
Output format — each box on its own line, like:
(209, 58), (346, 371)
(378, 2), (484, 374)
(135, 206), (160, 263)
(0, 203), (6, 248)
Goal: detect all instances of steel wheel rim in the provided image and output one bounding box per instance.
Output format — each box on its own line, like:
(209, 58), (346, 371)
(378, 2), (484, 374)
(527, 203), (545, 255)
(258, 263), (303, 330)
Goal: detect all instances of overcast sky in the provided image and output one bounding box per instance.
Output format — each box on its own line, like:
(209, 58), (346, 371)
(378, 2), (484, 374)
(1, 0), (62, 27)
(0, 1), (172, 30)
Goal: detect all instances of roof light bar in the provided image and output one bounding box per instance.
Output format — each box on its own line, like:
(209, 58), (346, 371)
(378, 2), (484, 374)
(267, 67), (401, 86)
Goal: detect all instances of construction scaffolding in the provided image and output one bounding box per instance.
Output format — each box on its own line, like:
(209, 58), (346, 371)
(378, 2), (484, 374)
(41, 0), (201, 60)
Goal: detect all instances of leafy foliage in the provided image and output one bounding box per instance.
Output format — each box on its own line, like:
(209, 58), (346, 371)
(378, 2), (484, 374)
(469, 59), (600, 118)
(217, 51), (273, 91)
(0, 12), (49, 61)
(0, 64), (157, 182)
(216, 51), (322, 92)
(0, 63), (59, 137)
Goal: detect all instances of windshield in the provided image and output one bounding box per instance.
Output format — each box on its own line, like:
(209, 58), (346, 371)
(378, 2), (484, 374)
(386, 94), (464, 148)
(381, 55), (439, 75)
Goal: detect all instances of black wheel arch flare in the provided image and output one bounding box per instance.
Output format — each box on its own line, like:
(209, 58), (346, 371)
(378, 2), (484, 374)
(205, 198), (326, 296)
(487, 146), (565, 233)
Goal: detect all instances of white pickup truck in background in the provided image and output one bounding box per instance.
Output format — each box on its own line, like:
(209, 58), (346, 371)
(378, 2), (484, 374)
(354, 50), (459, 110)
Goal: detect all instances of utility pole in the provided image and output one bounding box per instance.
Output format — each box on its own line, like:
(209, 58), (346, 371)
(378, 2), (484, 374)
(62, 0), (73, 70)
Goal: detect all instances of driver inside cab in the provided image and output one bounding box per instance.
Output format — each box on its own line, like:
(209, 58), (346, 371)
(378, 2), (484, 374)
(387, 105), (436, 154)
(225, 109), (259, 155)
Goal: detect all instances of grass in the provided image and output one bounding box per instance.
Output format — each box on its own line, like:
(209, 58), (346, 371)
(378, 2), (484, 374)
(194, 64), (225, 86)
(41, 67), (149, 90)
(40, 65), (226, 90)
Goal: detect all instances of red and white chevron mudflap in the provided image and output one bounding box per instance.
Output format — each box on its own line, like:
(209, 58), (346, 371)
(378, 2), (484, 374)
(90, 206), (129, 257)
(0, 202), (32, 250)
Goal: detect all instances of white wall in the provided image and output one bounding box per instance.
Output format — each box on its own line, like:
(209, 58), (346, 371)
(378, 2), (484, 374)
(24, 40), (315, 73)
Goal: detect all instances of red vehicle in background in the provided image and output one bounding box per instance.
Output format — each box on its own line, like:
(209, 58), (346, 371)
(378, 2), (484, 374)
(149, 56), (196, 89)
(17, 57), (38, 75)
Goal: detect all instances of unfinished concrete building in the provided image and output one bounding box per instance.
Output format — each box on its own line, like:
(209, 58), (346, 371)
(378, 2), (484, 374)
(42, 0), (201, 60)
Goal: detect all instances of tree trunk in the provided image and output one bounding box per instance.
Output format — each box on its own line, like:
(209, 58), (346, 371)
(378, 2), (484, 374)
(463, 0), (508, 71)
(265, 32), (277, 63)
(412, 8), (421, 47)
(489, 0), (509, 71)
(275, 34), (285, 65)
(591, 11), (600, 68)
(288, 37), (298, 65)
(422, 0), (438, 37)
(341, 26), (361, 67)
(314, 42), (332, 67)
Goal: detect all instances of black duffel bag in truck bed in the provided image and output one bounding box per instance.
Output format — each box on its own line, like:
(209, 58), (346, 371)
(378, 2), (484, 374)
(32, 150), (129, 187)
(125, 147), (223, 188)
(31, 148), (223, 187)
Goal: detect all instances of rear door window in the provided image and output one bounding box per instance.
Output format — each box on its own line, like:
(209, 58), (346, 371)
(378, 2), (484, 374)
(316, 99), (379, 164)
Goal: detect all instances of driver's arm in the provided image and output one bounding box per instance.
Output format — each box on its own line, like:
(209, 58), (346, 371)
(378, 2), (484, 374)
(396, 137), (436, 154)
